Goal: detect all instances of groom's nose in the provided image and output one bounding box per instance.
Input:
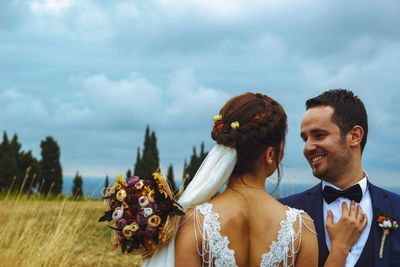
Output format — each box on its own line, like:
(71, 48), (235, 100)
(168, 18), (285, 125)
(303, 139), (317, 156)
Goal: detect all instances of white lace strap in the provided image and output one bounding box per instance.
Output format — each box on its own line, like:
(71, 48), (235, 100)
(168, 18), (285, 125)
(260, 208), (304, 267)
(194, 203), (237, 267)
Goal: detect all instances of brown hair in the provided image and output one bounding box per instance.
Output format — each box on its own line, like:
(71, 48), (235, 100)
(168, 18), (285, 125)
(306, 89), (368, 153)
(211, 92), (287, 178)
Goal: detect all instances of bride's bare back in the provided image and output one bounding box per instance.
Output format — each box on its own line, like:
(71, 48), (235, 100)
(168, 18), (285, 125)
(175, 187), (318, 267)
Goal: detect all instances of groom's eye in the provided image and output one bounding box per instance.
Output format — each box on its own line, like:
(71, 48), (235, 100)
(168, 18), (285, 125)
(313, 133), (327, 141)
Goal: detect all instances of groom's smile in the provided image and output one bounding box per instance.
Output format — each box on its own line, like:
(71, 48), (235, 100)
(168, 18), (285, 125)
(301, 106), (352, 182)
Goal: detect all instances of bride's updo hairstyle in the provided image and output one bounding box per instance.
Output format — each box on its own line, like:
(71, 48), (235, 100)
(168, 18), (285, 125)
(211, 92), (287, 177)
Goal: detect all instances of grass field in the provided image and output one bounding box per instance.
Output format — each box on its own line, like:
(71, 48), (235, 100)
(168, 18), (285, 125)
(0, 197), (142, 267)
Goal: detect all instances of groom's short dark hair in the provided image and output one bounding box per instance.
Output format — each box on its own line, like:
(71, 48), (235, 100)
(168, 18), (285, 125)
(306, 89), (368, 153)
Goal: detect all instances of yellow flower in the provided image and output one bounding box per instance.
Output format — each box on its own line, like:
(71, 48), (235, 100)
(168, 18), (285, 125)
(152, 172), (163, 182)
(159, 189), (168, 199)
(116, 189), (127, 202)
(135, 180), (144, 190)
(143, 185), (152, 194)
(213, 114), (222, 122)
(230, 121), (240, 129)
(148, 215), (161, 227)
(116, 175), (127, 187)
(122, 225), (134, 239)
(147, 190), (155, 202)
(129, 222), (139, 232)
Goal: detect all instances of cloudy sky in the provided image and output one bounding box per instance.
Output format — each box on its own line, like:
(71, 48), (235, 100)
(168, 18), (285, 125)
(1, 0), (399, 188)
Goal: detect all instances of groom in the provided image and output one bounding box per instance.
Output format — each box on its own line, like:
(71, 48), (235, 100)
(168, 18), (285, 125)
(280, 89), (400, 267)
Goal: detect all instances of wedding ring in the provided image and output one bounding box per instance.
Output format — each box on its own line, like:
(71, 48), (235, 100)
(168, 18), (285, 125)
(359, 213), (365, 224)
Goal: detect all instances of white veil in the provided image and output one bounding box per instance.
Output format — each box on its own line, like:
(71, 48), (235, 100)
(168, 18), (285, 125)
(142, 144), (237, 267)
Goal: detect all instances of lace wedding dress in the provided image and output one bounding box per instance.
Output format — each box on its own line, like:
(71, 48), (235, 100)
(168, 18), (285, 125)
(195, 203), (304, 267)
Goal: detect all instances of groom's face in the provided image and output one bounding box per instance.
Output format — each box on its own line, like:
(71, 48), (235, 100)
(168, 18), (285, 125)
(300, 106), (352, 182)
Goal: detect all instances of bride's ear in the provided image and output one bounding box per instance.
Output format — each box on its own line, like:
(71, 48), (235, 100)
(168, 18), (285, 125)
(264, 146), (276, 166)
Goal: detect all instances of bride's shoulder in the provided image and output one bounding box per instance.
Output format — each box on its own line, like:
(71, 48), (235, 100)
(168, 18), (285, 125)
(178, 203), (212, 231)
(284, 206), (316, 234)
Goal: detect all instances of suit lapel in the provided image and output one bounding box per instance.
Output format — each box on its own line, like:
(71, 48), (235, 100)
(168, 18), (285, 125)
(305, 183), (329, 266)
(368, 182), (391, 267)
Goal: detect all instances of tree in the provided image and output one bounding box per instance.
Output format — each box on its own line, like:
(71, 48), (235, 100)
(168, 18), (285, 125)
(39, 136), (63, 195)
(134, 126), (160, 178)
(18, 150), (39, 193)
(104, 175), (109, 188)
(167, 164), (177, 192)
(102, 175), (110, 196)
(72, 171), (83, 198)
(182, 142), (208, 190)
(126, 169), (132, 179)
(0, 132), (17, 191)
(0, 132), (39, 193)
(133, 147), (141, 175)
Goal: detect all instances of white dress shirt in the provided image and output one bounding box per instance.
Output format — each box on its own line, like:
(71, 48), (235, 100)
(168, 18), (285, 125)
(322, 174), (373, 267)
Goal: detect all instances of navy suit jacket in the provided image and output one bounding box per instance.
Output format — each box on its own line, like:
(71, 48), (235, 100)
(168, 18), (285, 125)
(279, 181), (400, 267)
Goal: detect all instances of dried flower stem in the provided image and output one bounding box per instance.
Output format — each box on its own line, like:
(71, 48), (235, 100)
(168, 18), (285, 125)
(379, 229), (389, 258)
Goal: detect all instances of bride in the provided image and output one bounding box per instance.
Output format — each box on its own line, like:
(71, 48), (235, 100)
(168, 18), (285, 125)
(145, 92), (367, 267)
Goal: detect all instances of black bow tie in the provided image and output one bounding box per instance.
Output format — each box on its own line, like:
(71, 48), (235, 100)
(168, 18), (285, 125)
(322, 184), (362, 204)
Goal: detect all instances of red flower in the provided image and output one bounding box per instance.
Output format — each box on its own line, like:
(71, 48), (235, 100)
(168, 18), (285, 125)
(377, 215), (386, 223)
(215, 120), (224, 129)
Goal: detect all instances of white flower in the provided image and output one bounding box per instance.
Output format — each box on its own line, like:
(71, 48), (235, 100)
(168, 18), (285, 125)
(383, 220), (392, 228)
(135, 180), (144, 190)
(112, 207), (124, 221)
(143, 207), (153, 217)
(139, 196), (149, 207)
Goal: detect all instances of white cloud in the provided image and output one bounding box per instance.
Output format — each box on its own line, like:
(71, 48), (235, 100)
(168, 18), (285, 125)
(31, 0), (72, 16)
(0, 89), (49, 126)
(2, 0), (400, 185)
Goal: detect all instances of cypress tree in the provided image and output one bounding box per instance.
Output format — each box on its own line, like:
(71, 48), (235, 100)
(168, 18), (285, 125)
(103, 175), (109, 195)
(18, 150), (38, 193)
(104, 175), (109, 188)
(133, 147), (141, 176)
(134, 126), (160, 178)
(167, 164), (176, 192)
(0, 132), (17, 191)
(149, 131), (160, 170)
(126, 169), (132, 179)
(40, 136), (63, 195)
(181, 143), (208, 190)
(72, 171), (83, 198)
(0, 132), (38, 193)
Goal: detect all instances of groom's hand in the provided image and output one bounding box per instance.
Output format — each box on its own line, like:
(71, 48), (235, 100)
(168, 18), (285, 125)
(326, 201), (368, 253)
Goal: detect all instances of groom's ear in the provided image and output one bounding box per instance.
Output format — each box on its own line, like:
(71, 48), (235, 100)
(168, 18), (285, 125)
(348, 125), (364, 148)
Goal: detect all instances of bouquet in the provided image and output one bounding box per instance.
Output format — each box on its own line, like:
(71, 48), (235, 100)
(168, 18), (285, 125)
(98, 171), (185, 257)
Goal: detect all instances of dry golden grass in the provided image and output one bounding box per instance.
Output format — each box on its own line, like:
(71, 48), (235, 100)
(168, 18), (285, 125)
(0, 198), (142, 267)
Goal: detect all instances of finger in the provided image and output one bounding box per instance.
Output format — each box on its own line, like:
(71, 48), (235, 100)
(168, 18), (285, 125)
(341, 201), (349, 218)
(327, 210), (334, 226)
(349, 200), (356, 218)
(360, 214), (368, 230)
(356, 205), (363, 222)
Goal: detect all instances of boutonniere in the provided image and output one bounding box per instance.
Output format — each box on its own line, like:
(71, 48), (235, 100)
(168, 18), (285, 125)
(375, 209), (399, 259)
